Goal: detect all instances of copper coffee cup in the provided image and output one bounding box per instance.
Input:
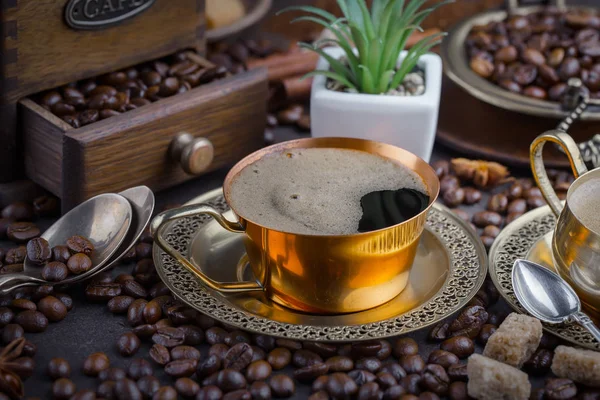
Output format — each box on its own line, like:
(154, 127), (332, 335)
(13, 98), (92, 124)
(151, 137), (440, 314)
(531, 131), (600, 316)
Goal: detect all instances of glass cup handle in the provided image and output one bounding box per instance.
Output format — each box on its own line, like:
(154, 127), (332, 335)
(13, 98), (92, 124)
(150, 203), (264, 293)
(530, 130), (588, 217)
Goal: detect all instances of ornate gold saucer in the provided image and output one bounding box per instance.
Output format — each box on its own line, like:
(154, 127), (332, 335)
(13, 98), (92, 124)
(489, 205), (600, 350)
(153, 188), (487, 342)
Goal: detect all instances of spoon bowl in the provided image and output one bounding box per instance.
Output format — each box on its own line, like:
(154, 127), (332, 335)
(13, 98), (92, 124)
(512, 259), (600, 342)
(0, 193), (132, 291)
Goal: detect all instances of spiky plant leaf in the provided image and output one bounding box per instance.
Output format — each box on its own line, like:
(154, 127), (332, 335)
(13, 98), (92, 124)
(370, 0), (390, 27)
(303, 70), (359, 92)
(389, 33), (446, 89)
(357, 0), (376, 41)
(276, 5), (337, 23)
(378, 69), (396, 93)
(359, 65), (376, 94)
(298, 42), (358, 87)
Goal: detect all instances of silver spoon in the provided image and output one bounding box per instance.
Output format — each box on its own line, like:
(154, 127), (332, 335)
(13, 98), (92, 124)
(512, 259), (600, 342)
(0, 193), (133, 294)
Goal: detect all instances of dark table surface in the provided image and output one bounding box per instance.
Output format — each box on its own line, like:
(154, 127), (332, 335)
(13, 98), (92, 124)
(5, 125), (557, 399)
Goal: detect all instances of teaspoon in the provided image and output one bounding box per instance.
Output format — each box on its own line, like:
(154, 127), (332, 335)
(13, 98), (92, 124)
(512, 259), (600, 342)
(0, 192), (133, 294)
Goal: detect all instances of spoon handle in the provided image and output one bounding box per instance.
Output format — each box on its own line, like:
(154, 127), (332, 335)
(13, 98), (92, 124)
(573, 312), (600, 343)
(0, 274), (37, 295)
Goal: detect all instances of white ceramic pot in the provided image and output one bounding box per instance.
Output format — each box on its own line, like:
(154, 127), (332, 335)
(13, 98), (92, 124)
(310, 47), (442, 162)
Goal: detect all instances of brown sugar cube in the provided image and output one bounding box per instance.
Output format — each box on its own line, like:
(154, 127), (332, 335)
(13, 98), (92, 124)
(467, 354), (531, 400)
(483, 313), (542, 368)
(551, 345), (600, 388)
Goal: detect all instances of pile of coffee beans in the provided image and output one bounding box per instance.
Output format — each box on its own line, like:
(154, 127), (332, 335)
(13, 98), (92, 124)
(466, 8), (600, 101)
(265, 104), (311, 144)
(208, 37), (280, 74)
(433, 159), (573, 249)
(35, 50), (229, 129)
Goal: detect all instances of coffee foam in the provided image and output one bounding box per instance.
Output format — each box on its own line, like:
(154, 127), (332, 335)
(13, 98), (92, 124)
(228, 148), (428, 235)
(569, 177), (600, 234)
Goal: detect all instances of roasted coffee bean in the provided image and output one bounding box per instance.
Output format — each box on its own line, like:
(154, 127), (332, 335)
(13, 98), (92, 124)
(38, 296), (68, 322)
(167, 305), (197, 325)
(447, 381), (468, 400)
(251, 346), (266, 362)
(486, 312), (506, 326)
(197, 354), (221, 379)
(462, 188), (482, 205)
(85, 282), (122, 302)
(255, 335), (277, 352)
(245, 360), (272, 382)
(197, 385), (224, 400)
(210, 343), (230, 361)
(115, 274), (134, 284)
(26, 238), (51, 264)
(326, 372), (358, 398)
(350, 341), (382, 358)
(1, 263), (23, 273)
(507, 198), (527, 214)
(376, 340), (392, 360)
(108, 296), (135, 314)
(97, 380), (116, 399)
(440, 175), (460, 194)
(539, 332), (560, 350)
(148, 282), (170, 299)
(348, 369), (376, 386)
(149, 343), (171, 365)
(10, 298), (36, 311)
(41, 262), (69, 282)
(222, 343), (253, 370)
(268, 347), (291, 370)
(135, 242), (152, 260)
(5, 246), (26, 264)
(470, 57), (494, 78)
(66, 235), (94, 255)
(487, 194), (508, 213)
(447, 363), (467, 381)
(376, 372), (398, 389)
(47, 358), (71, 380)
(0, 307), (13, 328)
(427, 350), (459, 369)
(67, 253), (92, 274)
(50, 245), (70, 263)
(2, 323), (24, 343)
(152, 326), (185, 348)
(178, 324), (203, 346)
(49, 293), (71, 313)
(223, 389), (251, 400)
(0, 218), (14, 240)
(127, 358), (152, 380)
(165, 359), (198, 378)
(83, 352), (110, 376)
(127, 299), (148, 326)
(312, 375), (329, 392)
(2, 202), (33, 222)
(482, 225), (500, 239)
(116, 332), (141, 356)
(122, 279), (148, 299)
(355, 357), (382, 373)
(527, 196), (546, 209)
(7, 222), (40, 242)
(524, 348), (553, 376)
(250, 381), (272, 400)
(225, 330), (252, 346)
(217, 369), (247, 392)
(477, 324), (497, 345)
(8, 356), (33, 380)
(171, 345), (201, 361)
(428, 321), (450, 341)
(52, 378), (76, 399)
(393, 338), (419, 358)
(400, 374), (422, 395)
(399, 355), (425, 375)
(79, 109), (100, 125)
(545, 378), (577, 400)
(173, 377), (200, 398)
(115, 378), (142, 400)
(294, 362), (329, 384)
(380, 362), (407, 382)
(32, 284), (54, 302)
(421, 364), (449, 395)
(443, 188), (465, 207)
(356, 381), (381, 400)
(41, 91), (63, 107)
(269, 374), (295, 398)
(137, 375), (160, 398)
(440, 337), (474, 359)
(293, 349), (323, 368)
(326, 356), (354, 372)
(449, 305), (488, 338)
(472, 211), (502, 227)
(98, 367), (126, 381)
(15, 310), (48, 332)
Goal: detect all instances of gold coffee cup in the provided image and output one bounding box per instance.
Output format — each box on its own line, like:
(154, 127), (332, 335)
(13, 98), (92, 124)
(531, 131), (600, 316)
(151, 137), (440, 314)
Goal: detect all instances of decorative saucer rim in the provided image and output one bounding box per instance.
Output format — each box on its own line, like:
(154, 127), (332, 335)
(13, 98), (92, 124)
(488, 205), (600, 350)
(153, 188), (488, 342)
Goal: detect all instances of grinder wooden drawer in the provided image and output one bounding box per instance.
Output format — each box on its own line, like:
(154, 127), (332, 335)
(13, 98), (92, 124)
(19, 68), (267, 210)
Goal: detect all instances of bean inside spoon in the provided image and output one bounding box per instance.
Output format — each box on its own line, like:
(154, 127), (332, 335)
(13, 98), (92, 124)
(0, 193), (132, 293)
(512, 259), (600, 342)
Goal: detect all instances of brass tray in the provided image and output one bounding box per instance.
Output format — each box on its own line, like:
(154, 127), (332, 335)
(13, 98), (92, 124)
(489, 205), (600, 350)
(153, 188), (487, 342)
(442, 2), (600, 120)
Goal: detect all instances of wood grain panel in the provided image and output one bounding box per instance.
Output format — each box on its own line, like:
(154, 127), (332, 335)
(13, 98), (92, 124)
(60, 68), (268, 208)
(20, 98), (71, 196)
(2, 0), (205, 103)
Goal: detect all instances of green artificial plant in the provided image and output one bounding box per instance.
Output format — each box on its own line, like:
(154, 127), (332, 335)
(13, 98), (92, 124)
(279, 0), (450, 94)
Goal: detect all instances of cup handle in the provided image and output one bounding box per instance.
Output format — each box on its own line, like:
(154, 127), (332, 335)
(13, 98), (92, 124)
(150, 203), (264, 293)
(530, 130), (588, 216)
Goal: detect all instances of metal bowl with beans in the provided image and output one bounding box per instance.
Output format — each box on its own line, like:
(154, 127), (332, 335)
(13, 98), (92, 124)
(442, 2), (600, 119)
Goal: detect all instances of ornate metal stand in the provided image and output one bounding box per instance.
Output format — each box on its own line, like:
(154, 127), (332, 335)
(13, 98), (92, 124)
(557, 78), (600, 169)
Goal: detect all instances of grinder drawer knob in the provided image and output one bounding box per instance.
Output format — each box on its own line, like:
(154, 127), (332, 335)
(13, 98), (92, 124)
(169, 133), (214, 175)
